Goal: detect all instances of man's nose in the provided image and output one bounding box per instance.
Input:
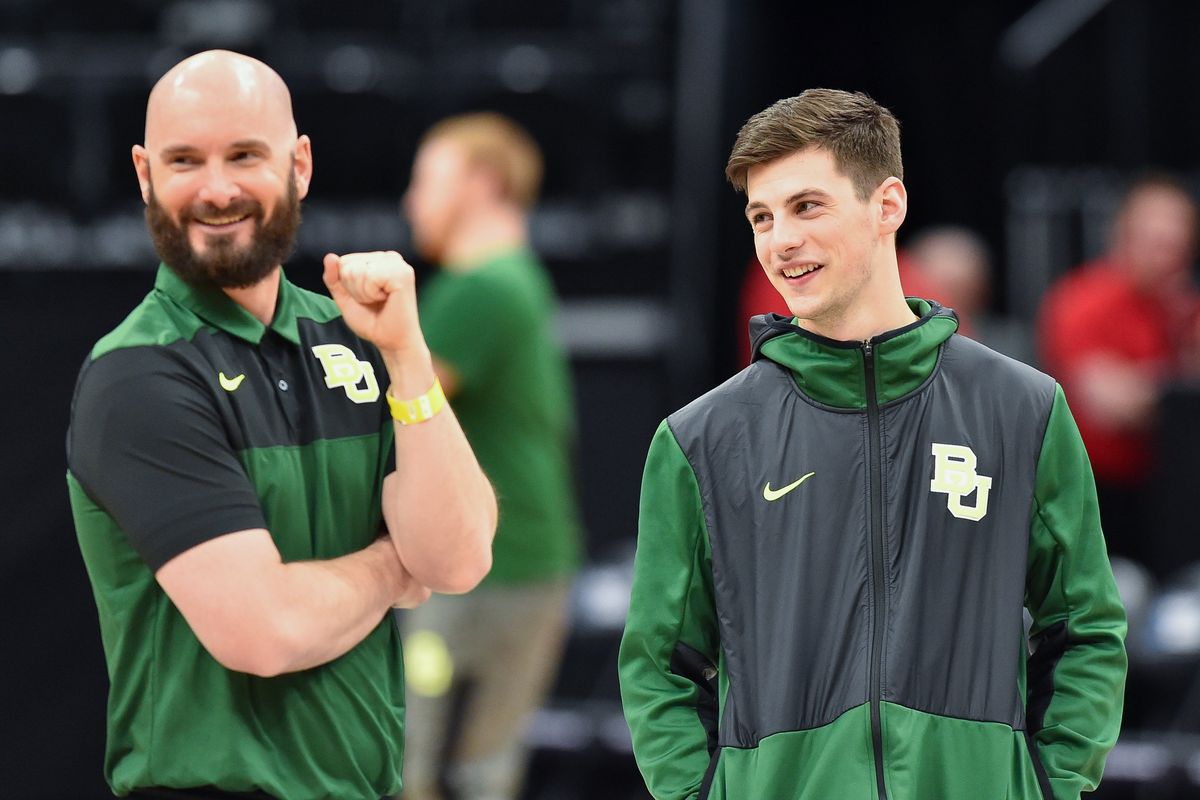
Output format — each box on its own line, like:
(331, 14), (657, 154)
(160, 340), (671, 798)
(196, 162), (241, 208)
(771, 215), (805, 257)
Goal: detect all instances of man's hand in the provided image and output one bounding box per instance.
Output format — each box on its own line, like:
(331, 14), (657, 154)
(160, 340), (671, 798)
(390, 549), (434, 610)
(365, 535), (432, 609)
(323, 251), (425, 355)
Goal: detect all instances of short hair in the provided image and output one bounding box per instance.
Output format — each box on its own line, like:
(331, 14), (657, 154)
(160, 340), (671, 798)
(725, 89), (903, 200)
(421, 112), (543, 209)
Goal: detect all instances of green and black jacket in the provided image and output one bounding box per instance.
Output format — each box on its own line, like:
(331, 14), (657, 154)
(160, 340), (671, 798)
(618, 300), (1127, 800)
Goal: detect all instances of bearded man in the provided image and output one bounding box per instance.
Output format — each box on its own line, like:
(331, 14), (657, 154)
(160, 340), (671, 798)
(65, 50), (496, 800)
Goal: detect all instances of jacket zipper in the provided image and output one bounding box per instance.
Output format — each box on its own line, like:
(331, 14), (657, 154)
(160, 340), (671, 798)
(863, 339), (889, 800)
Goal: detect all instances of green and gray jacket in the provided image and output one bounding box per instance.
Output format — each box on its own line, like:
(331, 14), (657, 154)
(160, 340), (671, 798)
(618, 300), (1127, 800)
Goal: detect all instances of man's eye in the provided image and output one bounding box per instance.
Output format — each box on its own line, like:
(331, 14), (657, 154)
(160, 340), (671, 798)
(797, 201), (818, 213)
(751, 212), (770, 225)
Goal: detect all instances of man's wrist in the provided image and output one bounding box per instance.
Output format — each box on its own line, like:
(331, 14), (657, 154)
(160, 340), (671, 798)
(387, 378), (446, 426)
(380, 345), (435, 397)
(369, 537), (406, 598)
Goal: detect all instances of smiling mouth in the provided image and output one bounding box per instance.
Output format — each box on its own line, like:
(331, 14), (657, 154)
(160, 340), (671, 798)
(781, 264), (823, 278)
(193, 213), (253, 228)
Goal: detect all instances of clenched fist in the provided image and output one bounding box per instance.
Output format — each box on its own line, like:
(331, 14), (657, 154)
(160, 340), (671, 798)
(323, 251), (425, 355)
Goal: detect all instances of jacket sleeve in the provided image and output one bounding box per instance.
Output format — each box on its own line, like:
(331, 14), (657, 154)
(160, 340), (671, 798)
(619, 420), (721, 800)
(1025, 385), (1128, 800)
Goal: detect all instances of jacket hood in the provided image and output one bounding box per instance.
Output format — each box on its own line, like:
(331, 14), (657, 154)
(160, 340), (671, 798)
(748, 298), (960, 408)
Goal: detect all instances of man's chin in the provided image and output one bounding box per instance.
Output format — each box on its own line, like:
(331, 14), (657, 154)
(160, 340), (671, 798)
(190, 229), (253, 255)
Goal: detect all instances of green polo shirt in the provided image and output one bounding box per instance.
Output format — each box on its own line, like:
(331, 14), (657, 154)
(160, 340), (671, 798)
(66, 264), (404, 799)
(420, 248), (582, 584)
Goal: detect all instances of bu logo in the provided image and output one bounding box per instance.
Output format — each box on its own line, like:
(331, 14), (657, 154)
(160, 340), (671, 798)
(311, 344), (380, 404)
(930, 443), (993, 522)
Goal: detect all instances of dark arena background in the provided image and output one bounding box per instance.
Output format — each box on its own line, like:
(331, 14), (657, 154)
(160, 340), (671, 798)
(5, 1), (1200, 797)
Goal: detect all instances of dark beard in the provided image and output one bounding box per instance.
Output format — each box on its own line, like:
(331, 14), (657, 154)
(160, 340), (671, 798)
(146, 175), (301, 290)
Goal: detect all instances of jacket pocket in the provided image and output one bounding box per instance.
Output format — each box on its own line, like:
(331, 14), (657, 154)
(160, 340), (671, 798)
(670, 641), (719, 754)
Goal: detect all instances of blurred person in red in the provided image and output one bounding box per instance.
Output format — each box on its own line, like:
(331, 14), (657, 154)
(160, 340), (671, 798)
(907, 226), (989, 336)
(1038, 174), (1200, 571)
(908, 225), (1035, 364)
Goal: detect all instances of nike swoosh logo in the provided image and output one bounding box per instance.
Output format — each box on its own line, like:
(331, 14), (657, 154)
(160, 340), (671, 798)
(219, 372), (246, 392)
(763, 471), (816, 501)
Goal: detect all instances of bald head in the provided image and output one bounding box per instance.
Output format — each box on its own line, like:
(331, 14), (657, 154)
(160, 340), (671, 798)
(131, 50), (313, 285)
(132, 49), (311, 208)
(144, 50), (296, 148)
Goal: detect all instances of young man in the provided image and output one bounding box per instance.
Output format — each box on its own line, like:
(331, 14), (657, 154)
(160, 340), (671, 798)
(66, 51), (496, 799)
(619, 89), (1127, 800)
(398, 113), (582, 800)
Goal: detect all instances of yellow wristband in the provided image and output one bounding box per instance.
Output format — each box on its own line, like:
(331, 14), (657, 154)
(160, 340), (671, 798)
(386, 377), (447, 425)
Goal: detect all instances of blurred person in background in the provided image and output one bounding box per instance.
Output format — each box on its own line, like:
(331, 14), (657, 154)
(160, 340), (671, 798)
(65, 50), (496, 799)
(1039, 174), (1200, 576)
(907, 225), (1035, 364)
(620, 88), (1126, 800)
(398, 113), (583, 800)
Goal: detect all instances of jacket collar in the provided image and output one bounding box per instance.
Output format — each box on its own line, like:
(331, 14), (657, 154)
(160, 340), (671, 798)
(750, 298), (959, 408)
(154, 263), (303, 345)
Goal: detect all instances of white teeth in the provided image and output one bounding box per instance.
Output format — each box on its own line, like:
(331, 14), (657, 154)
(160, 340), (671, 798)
(782, 264), (821, 278)
(197, 215), (248, 226)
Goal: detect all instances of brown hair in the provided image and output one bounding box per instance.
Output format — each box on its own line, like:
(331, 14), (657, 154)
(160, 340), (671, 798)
(422, 112), (543, 208)
(725, 89), (902, 200)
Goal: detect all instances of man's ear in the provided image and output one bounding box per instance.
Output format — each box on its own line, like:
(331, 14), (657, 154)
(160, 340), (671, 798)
(293, 135), (314, 200)
(132, 145), (152, 204)
(877, 176), (907, 236)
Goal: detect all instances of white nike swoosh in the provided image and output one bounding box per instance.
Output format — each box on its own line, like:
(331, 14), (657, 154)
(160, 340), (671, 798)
(219, 372), (246, 392)
(763, 472), (816, 501)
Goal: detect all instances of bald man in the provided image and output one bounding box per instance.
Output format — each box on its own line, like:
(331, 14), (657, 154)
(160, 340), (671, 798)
(66, 50), (496, 800)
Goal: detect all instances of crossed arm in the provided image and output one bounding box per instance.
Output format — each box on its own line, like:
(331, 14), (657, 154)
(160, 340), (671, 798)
(153, 371), (495, 677)
(164, 254), (495, 676)
(156, 531), (425, 677)
(156, 387), (495, 678)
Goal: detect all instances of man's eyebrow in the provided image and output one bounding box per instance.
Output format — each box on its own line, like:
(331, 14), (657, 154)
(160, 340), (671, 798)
(745, 189), (833, 216)
(158, 140), (273, 160)
(229, 138), (272, 154)
(159, 144), (200, 160)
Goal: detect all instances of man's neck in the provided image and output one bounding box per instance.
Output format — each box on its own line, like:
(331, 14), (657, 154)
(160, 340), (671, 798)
(441, 205), (527, 272)
(795, 251), (919, 342)
(800, 295), (920, 343)
(223, 266), (282, 325)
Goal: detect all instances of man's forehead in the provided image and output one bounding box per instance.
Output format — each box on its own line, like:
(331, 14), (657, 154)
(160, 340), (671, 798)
(420, 136), (469, 161)
(144, 51), (295, 147)
(150, 92), (279, 143)
(1126, 187), (1195, 218)
(746, 147), (845, 201)
(416, 137), (472, 173)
